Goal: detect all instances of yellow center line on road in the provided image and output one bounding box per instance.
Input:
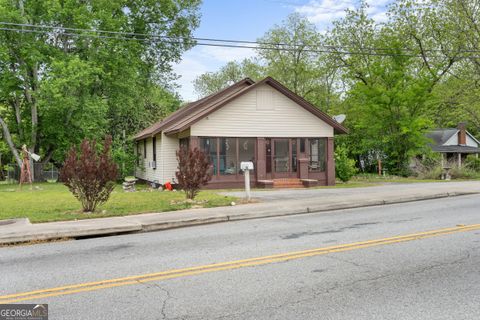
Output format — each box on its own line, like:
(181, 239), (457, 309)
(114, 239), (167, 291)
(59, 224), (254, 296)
(1, 223), (479, 303)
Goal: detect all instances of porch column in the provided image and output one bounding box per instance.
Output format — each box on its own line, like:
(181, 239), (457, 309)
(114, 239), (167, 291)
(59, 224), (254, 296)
(458, 153), (462, 168)
(190, 136), (199, 150)
(256, 138), (266, 180)
(327, 137), (335, 186)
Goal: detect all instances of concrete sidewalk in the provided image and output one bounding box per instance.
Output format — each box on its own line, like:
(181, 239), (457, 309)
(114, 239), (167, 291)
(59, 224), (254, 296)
(1, 181), (479, 245)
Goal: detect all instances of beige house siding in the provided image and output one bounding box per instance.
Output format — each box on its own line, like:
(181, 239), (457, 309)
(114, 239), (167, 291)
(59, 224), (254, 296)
(135, 133), (178, 183)
(160, 132), (179, 183)
(190, 84), (334, 138)
(136, 136), (157, 182)
(135, 139), (148, 181)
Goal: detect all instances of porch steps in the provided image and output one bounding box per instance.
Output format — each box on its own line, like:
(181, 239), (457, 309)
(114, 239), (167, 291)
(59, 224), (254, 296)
(273, 178), (304, 189)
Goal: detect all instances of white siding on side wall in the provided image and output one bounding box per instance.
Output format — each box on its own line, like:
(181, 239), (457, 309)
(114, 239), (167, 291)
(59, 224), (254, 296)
(160, 132), (179, 183)
(135, 136), (162, 183)
(466, 134), (479, 147)
(190, 84), (334, 137)
(135, 133), (179, 184)
(135, 139), (148, 181)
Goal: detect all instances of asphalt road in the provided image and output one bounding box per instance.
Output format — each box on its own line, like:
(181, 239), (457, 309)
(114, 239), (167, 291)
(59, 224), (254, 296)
(1, 195), (479, 319)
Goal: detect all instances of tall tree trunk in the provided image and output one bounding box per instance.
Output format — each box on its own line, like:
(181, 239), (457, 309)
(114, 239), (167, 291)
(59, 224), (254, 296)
(29, 64), (39, 149)
(0, 152), (3, 180)
(11, 92), (24, 141)
(0, 116), (22, 167)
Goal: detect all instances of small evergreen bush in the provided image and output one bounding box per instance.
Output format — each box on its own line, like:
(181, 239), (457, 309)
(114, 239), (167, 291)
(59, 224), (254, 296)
(335, 145), (357, 182)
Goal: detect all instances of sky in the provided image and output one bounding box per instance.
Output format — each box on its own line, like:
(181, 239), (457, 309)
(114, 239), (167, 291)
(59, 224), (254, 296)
(172, 0), (392, 101)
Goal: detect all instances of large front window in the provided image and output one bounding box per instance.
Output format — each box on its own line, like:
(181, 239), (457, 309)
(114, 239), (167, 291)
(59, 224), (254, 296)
(309, 138), (326, 172)
(200, 137), (256, 178)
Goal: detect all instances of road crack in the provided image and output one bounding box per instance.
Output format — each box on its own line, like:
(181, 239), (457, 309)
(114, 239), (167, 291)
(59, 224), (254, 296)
(136, 280), (174, 319)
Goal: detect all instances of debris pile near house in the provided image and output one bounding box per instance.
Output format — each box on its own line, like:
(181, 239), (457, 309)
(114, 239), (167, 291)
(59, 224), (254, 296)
(123, 177), (137, 192)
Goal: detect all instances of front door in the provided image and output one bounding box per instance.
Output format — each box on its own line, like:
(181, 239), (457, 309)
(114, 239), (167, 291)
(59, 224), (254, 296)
(272, 139), (297, 178)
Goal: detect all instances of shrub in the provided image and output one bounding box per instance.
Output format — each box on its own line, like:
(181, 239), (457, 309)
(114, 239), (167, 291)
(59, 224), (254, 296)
(60, 136), (118, 212)
(335, 145), (358, 182)
(176, 146), (212, 200)
(418, 166), (443, 180)
(449, 165), (480, 179)
(412, 153), (442, 179)
(465, 155), (480, 172)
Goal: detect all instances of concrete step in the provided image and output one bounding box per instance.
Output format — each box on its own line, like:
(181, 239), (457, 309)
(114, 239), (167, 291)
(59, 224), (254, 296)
(273, 178), (304, 188)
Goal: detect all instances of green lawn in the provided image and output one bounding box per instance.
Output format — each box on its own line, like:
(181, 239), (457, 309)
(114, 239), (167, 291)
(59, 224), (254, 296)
(350, 173), (472, 184)
(0, 183), (237, 223)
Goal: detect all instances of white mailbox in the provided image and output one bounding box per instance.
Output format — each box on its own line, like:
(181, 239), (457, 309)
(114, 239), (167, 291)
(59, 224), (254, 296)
(240, 161), (254, 171)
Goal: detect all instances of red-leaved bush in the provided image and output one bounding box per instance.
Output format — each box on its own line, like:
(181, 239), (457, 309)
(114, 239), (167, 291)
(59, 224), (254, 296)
(60, 136), (118, 212)
(176, 147), (212, 200)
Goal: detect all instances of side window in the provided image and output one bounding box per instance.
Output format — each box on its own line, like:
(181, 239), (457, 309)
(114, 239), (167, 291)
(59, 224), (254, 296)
(136, 142), (140, 165)
(152, 136), (157, 168)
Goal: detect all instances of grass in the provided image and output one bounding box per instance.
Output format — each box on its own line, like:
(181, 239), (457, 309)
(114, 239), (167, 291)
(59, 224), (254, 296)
(349, 173), (453, 184)
(0, 183), (237, 223)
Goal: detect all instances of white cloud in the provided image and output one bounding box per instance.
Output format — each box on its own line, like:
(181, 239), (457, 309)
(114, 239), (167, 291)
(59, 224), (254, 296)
(173, 46), (256, 101)
(295, 0), (355, 24)
(172, 51), (210, 102)
(295, 0), (391, 28)
(199, 46), (255, 63)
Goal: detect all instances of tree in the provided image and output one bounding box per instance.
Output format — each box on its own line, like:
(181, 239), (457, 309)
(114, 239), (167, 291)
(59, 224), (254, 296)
(327, 2), (463, 174)
(176, 147), (212, 200)
(0, 0), (200, 170)
(257, 13), (338, 110)
(193, 59), (263, 97)
(60, 136), (118, 212)
(193, 13), (341, 112)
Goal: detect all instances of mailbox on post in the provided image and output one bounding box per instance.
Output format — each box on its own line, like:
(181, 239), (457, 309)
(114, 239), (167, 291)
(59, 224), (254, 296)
(240, 161), (254, 201)
(240, 161), (254, 171)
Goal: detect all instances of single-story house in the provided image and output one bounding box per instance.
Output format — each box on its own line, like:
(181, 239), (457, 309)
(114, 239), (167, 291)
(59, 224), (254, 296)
(133, 76), (348, 188)
(426, 122), (480, 167)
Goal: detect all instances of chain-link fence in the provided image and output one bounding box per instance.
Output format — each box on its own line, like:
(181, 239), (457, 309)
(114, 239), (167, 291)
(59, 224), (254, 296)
(1, 163), (59, 183)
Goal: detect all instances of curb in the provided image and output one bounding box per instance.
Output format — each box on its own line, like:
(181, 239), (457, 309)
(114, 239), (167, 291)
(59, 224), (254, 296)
(0, 191), (478, 246)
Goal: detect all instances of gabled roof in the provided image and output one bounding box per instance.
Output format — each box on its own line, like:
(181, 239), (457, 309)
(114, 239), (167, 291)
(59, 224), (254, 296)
(134, 76), (348, 140)
(425, 129), (458, 146)
(426, 128), (480, 146)
(134, 78), (255, 140)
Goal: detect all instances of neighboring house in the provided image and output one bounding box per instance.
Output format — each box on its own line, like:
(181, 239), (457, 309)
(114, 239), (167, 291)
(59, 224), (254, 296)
(426, 123), (480, 167)
(133, 77), (347, 188)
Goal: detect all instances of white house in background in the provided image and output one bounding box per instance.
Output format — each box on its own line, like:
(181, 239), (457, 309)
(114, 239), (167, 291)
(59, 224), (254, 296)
(133, 77), (348, 188)
(426, 122), (480, 167)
